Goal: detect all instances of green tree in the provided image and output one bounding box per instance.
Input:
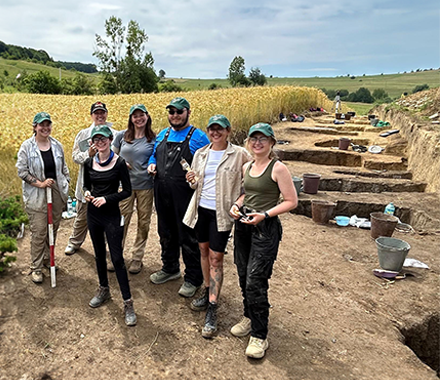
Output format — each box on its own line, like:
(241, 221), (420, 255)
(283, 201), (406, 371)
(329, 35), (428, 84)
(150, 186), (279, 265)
(159, 80), (185, 92)
(94, 16), (158, 94)
(158, 69), (166, 79)
(248, 67), (267, 86)
(372, 88), (389, 100)
(412, 84), (429, 94)
(24, 70), (61, 94)
(3, 70), (9, 77)
(347, 87), (374, 103)
(61, 72), (95, 95)
(228, 56), (248, 87)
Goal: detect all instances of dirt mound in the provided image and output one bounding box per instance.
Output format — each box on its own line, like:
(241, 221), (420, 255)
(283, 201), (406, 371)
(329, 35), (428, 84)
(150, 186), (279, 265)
(396, 88), (440, 118)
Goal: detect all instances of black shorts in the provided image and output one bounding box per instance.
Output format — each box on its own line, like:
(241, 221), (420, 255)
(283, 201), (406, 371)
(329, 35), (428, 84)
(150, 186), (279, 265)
(194, 206), (231, 253)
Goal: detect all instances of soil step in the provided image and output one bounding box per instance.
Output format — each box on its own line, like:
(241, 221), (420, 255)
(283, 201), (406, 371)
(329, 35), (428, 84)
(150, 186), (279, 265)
(277, 147), (407, 170)
(333, 169), (413, 180)
(292, 191), (440, 231)
(315, 124), (367, 132)
(317, 117), (372, 125)
(364, 158), (408, 171)
(277, 148), (362, 167)
(288, 127), (359, 136)
(314, 138), (371, 147)
(285, 161), (425, 193)
(319, 177), (426, 193)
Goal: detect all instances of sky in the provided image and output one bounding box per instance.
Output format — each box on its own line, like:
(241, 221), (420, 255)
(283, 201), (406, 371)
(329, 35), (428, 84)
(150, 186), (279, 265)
(0, 0), (438, 79)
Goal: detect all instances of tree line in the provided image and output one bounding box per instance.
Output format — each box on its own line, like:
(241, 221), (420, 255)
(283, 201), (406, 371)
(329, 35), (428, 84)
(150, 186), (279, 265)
(0, 41), (97, 73)
(321, 84), (430, 104)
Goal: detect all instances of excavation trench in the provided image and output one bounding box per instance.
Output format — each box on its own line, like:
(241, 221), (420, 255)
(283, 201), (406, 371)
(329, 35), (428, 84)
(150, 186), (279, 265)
(400, 313), (440, 377)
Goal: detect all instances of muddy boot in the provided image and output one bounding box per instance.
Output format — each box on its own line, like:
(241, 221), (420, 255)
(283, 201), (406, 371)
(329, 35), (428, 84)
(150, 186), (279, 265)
(124, 299), (137, 326)
(31, 270), (43, 284)
(89, 286), (111, 308)
(190, 286), (209, 311)
(202, 302), (218, 339)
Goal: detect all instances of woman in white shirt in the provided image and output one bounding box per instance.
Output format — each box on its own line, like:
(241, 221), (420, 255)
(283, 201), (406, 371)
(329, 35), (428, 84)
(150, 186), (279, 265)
(183, 115), (251, 338)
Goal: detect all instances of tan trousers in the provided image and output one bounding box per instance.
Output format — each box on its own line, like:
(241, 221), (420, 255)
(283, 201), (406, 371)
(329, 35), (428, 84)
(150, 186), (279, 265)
(26, 184), (64, 271)
(119, 189), (154, 261)
(67, 200), (88, 248)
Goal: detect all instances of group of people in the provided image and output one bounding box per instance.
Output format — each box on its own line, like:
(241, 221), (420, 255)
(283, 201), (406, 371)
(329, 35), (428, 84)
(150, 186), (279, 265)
(16, 97), (298, 359)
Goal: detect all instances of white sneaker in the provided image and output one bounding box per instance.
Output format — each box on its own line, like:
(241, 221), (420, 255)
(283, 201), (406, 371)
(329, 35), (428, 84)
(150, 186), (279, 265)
(230, 316), (252, 337)
(245, 336), (269, 359)
(64, 245), (76, 255)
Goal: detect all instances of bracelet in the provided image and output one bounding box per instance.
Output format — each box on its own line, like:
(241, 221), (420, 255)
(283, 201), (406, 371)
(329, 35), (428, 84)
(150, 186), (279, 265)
(264, 211), (270, 219)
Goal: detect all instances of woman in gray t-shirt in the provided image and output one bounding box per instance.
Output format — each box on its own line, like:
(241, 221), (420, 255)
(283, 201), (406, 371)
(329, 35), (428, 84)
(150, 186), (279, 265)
(112, 104), (156, 274)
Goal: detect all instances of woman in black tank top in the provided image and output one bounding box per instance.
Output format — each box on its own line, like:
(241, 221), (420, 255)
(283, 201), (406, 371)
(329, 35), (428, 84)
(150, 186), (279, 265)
(229, 123), (298, 359)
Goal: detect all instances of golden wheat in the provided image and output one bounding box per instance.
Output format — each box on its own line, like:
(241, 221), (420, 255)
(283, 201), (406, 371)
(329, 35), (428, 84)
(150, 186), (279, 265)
(0, 86), (332, 196)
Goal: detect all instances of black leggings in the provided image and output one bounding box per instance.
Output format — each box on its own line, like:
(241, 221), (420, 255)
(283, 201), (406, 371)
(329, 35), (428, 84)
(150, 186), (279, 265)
(87, 204), (131, 301)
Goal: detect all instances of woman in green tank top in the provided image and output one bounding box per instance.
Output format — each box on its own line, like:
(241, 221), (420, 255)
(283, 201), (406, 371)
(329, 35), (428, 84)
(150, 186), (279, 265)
(229, 122), (298, 359)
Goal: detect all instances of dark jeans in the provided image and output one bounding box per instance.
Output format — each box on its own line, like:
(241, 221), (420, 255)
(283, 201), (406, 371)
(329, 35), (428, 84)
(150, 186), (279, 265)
(233, 217), (282, 340)
(154, 179), (203, 286)
(87, 205), (131, 301)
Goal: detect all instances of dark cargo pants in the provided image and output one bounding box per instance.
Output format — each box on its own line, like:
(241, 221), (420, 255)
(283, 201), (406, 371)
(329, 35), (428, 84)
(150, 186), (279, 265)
(233, 216), (282, 340)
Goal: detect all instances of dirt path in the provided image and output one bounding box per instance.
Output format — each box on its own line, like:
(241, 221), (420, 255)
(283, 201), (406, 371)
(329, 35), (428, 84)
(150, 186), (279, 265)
(1, 208), (439, 380)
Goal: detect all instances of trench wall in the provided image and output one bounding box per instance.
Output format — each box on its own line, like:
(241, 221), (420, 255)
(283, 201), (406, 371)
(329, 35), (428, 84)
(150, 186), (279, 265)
(376, 106), (440, 192)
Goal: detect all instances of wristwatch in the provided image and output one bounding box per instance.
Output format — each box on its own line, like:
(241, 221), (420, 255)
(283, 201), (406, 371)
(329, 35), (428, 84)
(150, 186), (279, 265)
(264, 211), (270, 219)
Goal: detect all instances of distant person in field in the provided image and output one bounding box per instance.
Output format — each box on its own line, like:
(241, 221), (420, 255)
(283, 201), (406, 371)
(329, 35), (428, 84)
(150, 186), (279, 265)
(17, 112), (70, 284)
(64, 102), (117, 269)
(332, 91), (341, 113)
(147, 97), (209, 298)
(112, 104), (156, 275)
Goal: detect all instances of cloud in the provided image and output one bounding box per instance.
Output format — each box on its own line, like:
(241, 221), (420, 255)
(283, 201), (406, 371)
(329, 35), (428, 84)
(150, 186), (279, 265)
(0, 0), (438, 77)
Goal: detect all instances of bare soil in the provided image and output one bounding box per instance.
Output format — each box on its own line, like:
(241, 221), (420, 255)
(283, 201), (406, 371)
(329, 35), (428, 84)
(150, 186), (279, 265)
(1, 209), (439, 380)
(1, 111), (439, 380)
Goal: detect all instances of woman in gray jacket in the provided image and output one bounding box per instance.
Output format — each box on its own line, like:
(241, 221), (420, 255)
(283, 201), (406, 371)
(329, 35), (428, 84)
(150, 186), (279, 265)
(183, 114), (251, 338)
(16, 112), (70, 284)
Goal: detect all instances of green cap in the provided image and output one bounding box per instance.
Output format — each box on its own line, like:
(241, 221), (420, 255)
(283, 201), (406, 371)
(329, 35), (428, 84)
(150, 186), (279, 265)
(129, 104), (148, 115)
(207, 114), (231, 129)
(33, 112), (52, 124)
(248, 123), (275, 138)
(91, 124), (113, 139)
(166, 97), (190, 110)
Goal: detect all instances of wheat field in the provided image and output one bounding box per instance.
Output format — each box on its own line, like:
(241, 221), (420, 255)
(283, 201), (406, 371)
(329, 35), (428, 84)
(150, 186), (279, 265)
(0, 86), (332, 197)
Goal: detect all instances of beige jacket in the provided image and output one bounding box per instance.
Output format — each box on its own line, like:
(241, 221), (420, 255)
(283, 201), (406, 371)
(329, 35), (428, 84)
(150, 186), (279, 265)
(183, 143), (251, 231)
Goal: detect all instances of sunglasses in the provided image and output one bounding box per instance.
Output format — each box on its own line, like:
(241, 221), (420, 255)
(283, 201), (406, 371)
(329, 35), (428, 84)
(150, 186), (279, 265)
(208, 127), (226, 132)
(92, 136), (109, 143)
(168, 109), (185, 115)
(249, 136), (269, 144)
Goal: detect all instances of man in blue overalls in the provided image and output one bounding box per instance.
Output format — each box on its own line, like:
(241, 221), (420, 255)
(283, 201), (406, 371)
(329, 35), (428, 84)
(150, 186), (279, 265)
(147, 97), (210, 297)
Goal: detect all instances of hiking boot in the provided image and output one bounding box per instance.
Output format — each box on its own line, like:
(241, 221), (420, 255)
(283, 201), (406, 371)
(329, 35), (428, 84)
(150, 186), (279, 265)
(230, 316), (252, 337)
(124, 299), (137, 326)
(64, 245), (77, 255)
(178, 281), (199, 298)
(245, 336), (269, 359)
(190, 286), (209, 311)
(89, 286), (111, 308)
(150, 269), (181, 284)
(128, 260), (143, 274)
(31, 270), (43, 284)
(202, 302), (218, 339)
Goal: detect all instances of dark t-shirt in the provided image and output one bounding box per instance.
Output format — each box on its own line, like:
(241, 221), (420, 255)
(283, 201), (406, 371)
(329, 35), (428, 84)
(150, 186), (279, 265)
(40, 148), (56, 180)
(83, 156), (132, 215)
